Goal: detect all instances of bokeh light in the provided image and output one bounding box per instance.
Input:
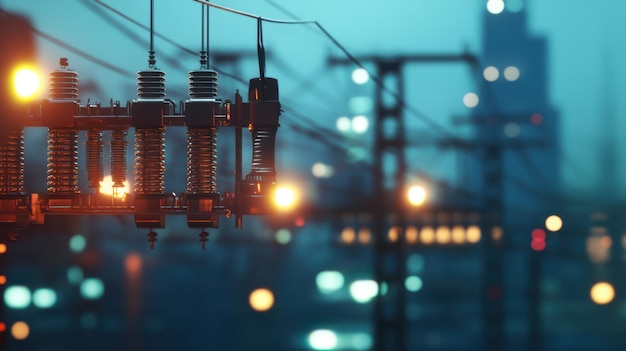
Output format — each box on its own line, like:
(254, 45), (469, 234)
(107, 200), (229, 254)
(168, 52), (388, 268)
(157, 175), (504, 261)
(308, 329), (338, 350)
(545, 215), (563, 232)
(275, 229), (292, 245)
(463, 92), (479, 108)
(80, 278), (104, 300)
(4, 286), (31, 309)
(349, 280), (378, 303)
(11, 321), (29, 340)
(32, 288), (57, 309)
(336, 116), (351, 132)
(316, 271), (345, 294)
(69, 234), (86, 253)
(504, 66), (520, 81)
(351, 68), (370, 85)
(351, 115), (369, 134)
(405, 276), (423, 292)
(249, 288), (274, 312)
(13, 67), (40, 99)
(590, 282), (615, 305)
(486, 0), (505, 14)
(407, 185), (427, 206)
(483, 66), (499, 81)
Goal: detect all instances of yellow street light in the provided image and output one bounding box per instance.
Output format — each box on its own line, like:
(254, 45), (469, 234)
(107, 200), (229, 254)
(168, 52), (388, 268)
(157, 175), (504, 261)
(12, 66), (40, 100)
(273, 185), (298, 210)
(407, 185), (427, 206)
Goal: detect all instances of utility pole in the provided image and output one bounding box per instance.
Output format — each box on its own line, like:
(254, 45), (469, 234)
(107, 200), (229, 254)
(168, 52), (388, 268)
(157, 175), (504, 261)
(330, 52), (477, 351)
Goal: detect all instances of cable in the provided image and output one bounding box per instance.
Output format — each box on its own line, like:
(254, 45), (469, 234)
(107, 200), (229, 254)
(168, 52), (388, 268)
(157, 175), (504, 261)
(192, 0), (462, 140)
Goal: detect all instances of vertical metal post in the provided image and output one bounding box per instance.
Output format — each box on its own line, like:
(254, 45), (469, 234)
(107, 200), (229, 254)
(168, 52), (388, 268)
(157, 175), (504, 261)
(372, 60), (407, 351)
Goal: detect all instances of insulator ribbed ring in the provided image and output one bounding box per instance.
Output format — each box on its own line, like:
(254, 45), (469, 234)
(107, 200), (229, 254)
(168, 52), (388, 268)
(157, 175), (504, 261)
(137, 69), (166, 99)
(85, 129), (103, 188)
(110, 129), (128, 188)
(0, 130), (24, 194)
(47, 129), (79, 194)
(187, 128), (217, 194)
(188, 69), (218, 99)
(247, 128), (277, 182)
(134, 128), (165, 194)
(49, 69), (79, 100)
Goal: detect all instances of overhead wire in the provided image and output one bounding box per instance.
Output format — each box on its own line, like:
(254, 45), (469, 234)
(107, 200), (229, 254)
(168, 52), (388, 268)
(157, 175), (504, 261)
(192, 0), (463, 141)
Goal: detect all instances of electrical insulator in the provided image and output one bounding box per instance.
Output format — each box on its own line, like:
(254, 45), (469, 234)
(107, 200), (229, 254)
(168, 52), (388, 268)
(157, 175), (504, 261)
(246, 78), (279, 183)
(134, 128), (165, 194)
(184, 49), (221, 231)
(0, 130), (24, 195)
(110, 128), (128, 189)
(131, 51), (168, 230)
(85, 129), (103, 189)
(46, 58), (79, 195)
(186, 63), (218, 195)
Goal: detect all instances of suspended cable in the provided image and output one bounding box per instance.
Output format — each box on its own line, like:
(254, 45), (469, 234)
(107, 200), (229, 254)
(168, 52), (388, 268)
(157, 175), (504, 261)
(192, 0), (462, 140)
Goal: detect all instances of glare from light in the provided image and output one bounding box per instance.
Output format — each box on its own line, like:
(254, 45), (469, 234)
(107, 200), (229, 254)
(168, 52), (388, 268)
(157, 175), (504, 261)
(590, 282), (615, 305)
(407, 185), (427, 206)
(80, 278), (104, 300)
(483, 66), (499, 81)
(316, 271), (345, 294)
(435, 226), (451, 244)
(0, 275), (6, 285)
(4, 286), (31, 309)
(336, 116), (351, 132)
(452, 226), (465, 244)
(33, 288), (57, 309)
(349, 280), (378, 303)
(351, 115), (369, 134)
(274, 186), (297, 210)
(405, 276), (423, 292)
(67, 266), (83, 284)
(466, 225), (481, 243)
(545, 215), (563, 232)
(13, 67), (40, 99)
(504, 122), (521, 138)
(69, 234), (86, 253)
(0, 243), (7, 254)
(312, 163), (334, 178)
(249, 288), (274, 312)
(486, 0), (505, 14)
(11, 321), (30, 340)
(341, 227), (356, 244)
(351, 68), (370, 85)
(275, 229), (292, 245)
(504, 66), (520, 81)
(99, 175), (130, 198)
(405, 226), (418, 244)
(349, 96), (373, 114)
(308, 329), (338, 350)
(420, 227), (435, 245)
(463, 92), (479, 108)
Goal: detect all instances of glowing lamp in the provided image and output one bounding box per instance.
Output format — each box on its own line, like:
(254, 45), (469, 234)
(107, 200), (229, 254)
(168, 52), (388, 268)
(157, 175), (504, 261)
(273, 186), (297, 210)
(12, 66), (40, 99)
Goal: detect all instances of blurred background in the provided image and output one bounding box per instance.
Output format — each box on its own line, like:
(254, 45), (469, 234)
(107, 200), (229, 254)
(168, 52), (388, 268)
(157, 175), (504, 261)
(0, 0), (625, 350)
